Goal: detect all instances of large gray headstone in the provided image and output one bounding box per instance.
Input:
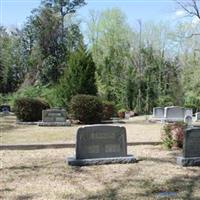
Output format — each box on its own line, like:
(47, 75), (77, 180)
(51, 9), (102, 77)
(164, 106), (185, 121)
(153, 107), (164, 118)
(195, 112), (200, 121)
(67, 125), (136, 166)
(177, 127), (200, 166)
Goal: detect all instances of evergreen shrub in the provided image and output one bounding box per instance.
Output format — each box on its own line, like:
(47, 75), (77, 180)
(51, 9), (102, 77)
(14, 97), (49, 122)
(70, 94), (103, 124)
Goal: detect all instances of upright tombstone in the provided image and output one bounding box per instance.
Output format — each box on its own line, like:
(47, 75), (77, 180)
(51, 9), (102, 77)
(184, 115), (193, 127)
(0, 105), (11, 112)
(153, 107), (164, 119)
(0, 104), (11, 116)
(67, 125), (136, 166)
(185, 108), (193, 118)
(195, 112), (200, 121)
(164, 106), (185, 122)
(38, 108), (68, 126)
(177, 127), (200, 166)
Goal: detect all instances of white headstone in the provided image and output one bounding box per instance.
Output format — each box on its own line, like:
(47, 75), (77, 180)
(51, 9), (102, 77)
(164, 106), (185, 121)
(153, 107), (164, 118)
(184, 115), (193, 126)
(185, 108), (193, 118)
(195, 112), (200, 121)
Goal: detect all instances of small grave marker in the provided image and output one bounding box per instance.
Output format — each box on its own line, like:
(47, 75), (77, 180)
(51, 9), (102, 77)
(195, 112), (200, 121)
(38, 108), (69, 126)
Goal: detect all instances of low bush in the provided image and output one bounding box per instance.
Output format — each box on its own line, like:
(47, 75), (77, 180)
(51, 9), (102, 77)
(161, 122), (186, 149)
(102, 101), (116, 120)
(14, 97), (49, 122)
(70, 94), (103, 124)
(117, 108), (127, 119)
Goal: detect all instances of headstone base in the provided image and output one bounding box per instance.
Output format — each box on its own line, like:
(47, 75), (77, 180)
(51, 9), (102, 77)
(67, 155), (136, 166)
(38, 122), (70, 126)
(177, 156), (200, 166)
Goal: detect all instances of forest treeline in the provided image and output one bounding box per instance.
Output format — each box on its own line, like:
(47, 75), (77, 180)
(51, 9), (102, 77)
(0, 0), (200, 113)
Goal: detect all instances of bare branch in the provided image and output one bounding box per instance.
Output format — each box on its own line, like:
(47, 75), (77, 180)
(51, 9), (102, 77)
(175, 0), (200, 19)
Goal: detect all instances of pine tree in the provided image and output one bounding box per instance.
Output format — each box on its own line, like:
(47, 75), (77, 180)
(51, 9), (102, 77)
(57, 46), (97, 107)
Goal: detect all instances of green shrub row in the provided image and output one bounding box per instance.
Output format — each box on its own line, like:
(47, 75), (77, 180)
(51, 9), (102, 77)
(14, 97), (50, 122)
(13, 95), (116, 123)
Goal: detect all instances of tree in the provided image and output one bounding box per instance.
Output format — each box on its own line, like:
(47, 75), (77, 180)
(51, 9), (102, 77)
(87, 8), (133, 108)
(53, 0), (86, 42)
(57, 46), (97, 107)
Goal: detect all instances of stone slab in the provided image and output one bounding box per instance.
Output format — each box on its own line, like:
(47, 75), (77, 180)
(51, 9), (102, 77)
(16, 121), (38, 125)
(195, 112), (200, 121)
(42, 109), (66, 123)
(67, 155), (136, 166)
(164, 106), (185, 120)
(177, 126), (200, 166)
(76, 125), (127, 159)
(153, 107), (164, 118)
(38, 122), (70, 126)
(183, 127), (200, 157)
(177, 156), (200, 166)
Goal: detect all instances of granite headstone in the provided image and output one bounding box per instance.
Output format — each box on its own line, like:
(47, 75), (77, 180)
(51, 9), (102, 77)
(164, 106), (185, 121)
(184, 108), (193, 118)
(38, 108), (68, 126)
(177, 126), (200, 166)
(184, 115), (193, 127)
(195, 112), (200, 121)
(0, 105), (10, 112)
(153, 107), (164, 118)
(67, 125), (136, 166)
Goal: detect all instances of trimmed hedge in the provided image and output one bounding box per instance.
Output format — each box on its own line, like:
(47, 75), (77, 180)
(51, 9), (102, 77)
(14, 97), (49, 122)
(70, 94), (103, 124)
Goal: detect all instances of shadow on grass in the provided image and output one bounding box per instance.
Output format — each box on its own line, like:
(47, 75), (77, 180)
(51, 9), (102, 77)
(16, 194), (35, 200)
(83, 170), (200, 200)
(0, 161), (58, 172)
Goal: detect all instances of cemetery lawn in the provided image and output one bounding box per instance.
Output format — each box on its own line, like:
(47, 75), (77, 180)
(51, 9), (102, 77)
(1, 146), (200, 199)
(1, 115), (163, 144)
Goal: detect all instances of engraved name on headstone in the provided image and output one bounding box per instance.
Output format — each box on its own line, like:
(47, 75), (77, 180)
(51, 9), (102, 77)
(177, 127), (200, 166)
(68, 125), (136, 166)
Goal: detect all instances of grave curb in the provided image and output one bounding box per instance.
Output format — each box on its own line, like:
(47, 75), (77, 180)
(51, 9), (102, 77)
(0, 142), (161, 151)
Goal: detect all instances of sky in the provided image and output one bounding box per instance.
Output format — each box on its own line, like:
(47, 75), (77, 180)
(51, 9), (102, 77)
(0, 0), (199, 30)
